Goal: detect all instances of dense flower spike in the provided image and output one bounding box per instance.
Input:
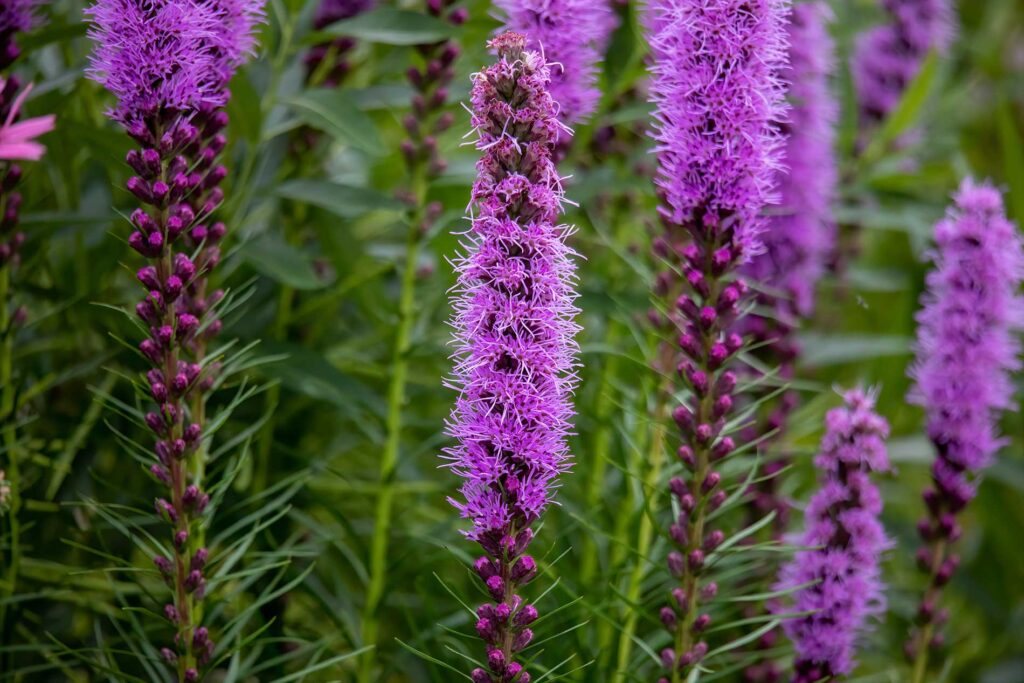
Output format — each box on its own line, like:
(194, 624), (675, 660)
(494, 0), (617, 126)
(444, 32), (580, 683)
(739, 7), (836, 679)
(905, 180), (1023, 679)
(853, 0), (954, 125)
(400, 0), (466, 179)
(303, 0), (373, 86)
(87, 2), (261, 679)
(0, 0), (38, 69)
(775, 389), (890, 682)
(645, 1), (788, 680)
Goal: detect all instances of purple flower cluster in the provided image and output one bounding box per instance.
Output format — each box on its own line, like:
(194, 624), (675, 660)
(303, 0), (373, 86)
(906, 179), (1023, 665)
(87, 1), (262, 678)
(775, 388), (890, 683)
(444, 32), (579, 683)
(853, 0), (954, 124)
(494, 0), (617, 126)
(645, 1), (788, 679)
(0, 0), (38, 69)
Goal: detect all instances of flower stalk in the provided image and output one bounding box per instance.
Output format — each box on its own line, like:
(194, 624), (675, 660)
(445, 32), (580, 683)
(906, 180), (1023, 682)
(644, 1), (788, 679)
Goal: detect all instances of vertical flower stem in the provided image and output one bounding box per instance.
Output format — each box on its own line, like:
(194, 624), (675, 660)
(611, 363), (672, 683)
(910, 537), (947, 683)
(358, 167), (427, 683)
(0, 265), (20, 651)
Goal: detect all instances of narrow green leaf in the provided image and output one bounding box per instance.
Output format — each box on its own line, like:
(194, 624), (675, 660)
(320, 8), (455, 46)
(241, 235), (325, 290)
(289, 89), (384, 155)
(276, 179), (404, 218)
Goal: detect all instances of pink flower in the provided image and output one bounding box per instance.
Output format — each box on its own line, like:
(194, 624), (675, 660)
(0, 80), (54, 161)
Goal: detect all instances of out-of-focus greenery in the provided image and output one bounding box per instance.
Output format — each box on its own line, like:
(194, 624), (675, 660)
(1, 0), (1022, 681)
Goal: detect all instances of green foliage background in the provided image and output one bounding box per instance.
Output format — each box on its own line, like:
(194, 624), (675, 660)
(1, 0), (1022, 681)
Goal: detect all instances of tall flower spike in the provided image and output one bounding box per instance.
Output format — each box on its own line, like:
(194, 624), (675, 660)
(87, 1), (262, 679)
(905, 180), (1023, 680)
(774, 388), (891, 682)
(495, 0), (618, 126)
(739, 6), (836, 680)
(0, 0), (38, 69)
(853, 0), (954, 126)
(644, 1), (788, 680)
(444, 31), (580, 683)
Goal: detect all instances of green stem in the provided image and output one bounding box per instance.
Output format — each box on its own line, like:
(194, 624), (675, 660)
(0, 265), (20, 664)
(611, 372), (671, 683)
(357, 169), (427, 683)
(910, 538), (948, 683)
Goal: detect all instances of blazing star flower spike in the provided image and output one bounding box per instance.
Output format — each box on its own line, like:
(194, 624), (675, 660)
(495, 0), (618, 125)
(444, 31), (580, 683)
(775, 388), (891, 682)
(906, 179), (1023, 672)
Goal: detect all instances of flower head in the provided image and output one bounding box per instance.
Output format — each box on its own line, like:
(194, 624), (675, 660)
(0, 79), (55, 161)
(776, 388), (891, 681)
(86, 0), (227, 125)
(647, 0), (788, 262)
(495, 0), (617, 125)
(910, 179), (1023, 489)
(0, 0), (39, 66)
(445, 31), (579, 545)
(313, 0), (373, 29)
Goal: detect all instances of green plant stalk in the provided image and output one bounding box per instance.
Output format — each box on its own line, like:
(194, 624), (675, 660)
(358, 168), (428, 683)
(910, 537), (948, 683)
(0, 264), (22, 663)
(611, 367), (671, 683)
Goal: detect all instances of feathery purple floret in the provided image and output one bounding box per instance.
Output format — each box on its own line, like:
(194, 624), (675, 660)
(648, 0), (787, 264)
(746, 1), (836, 319)
(776, 389), (890, 682)
(905, 180), (1023, 663)
(495, 0), (617, 125)
(445, 31), (579, 683)
(853, 0), (954, 124)
(86, 0), (262, 126)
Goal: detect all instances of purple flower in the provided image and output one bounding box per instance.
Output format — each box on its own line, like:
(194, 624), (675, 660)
(494, 0), (617, 125)
(645, 1), (789, 677)
(746, 1), (836, 319)
(853, 0), (954, 124)
(647, 0), (788, 265)
(0, 0), (39, 68)
(905, 179), (1023, 665)
(86, 1), (261, 675)
(444, 32), (579, 683)
(775, 388), (891, 682)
